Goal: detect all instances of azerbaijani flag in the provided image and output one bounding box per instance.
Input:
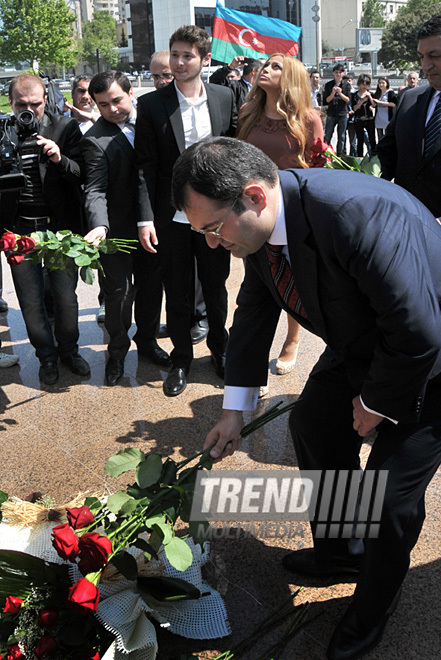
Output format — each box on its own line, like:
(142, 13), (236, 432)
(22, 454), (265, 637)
(211, 2), (302, 63)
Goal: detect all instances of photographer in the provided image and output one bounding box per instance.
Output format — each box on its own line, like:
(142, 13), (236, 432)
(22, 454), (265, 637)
(0, 74), (89, 385)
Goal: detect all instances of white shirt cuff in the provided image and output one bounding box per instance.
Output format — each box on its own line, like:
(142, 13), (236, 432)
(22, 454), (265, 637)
(137, 221), (154, 227)
(360, 396), (398, 425)
(223, 385), (260, 411)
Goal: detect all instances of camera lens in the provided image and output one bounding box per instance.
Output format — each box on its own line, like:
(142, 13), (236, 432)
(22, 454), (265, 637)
(18, 109), (35, 125)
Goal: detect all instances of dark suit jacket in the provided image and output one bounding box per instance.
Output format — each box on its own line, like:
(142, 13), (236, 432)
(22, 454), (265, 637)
(377, 84), (441, 217)
(209, 65), (250, 113)
(1, 112), (83, 234)
(136, 82), (237, 228)
(80, 116), (139, 239)
(226, 168), (441, 423)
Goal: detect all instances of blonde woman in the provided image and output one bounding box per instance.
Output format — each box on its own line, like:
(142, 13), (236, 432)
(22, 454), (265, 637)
(236, 54), (323, 383)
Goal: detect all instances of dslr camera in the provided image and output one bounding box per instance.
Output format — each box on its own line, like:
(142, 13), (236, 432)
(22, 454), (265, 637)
(0, 108), (44, 193)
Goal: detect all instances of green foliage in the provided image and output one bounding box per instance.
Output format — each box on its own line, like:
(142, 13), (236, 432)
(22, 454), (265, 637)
(379, 0), (441, 68)
(0, 0), (77, 68)
(81, 11), (119, 69)
(361, 0), (385, 27)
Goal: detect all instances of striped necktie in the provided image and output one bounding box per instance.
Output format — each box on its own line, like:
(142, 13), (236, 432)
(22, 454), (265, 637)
(265, 243), (308, 319)
(424, 94), (441, 156)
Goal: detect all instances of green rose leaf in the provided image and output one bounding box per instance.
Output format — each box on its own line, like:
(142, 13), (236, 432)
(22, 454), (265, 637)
(137, 575), (201, 603)
(106, 490), (135, 514)
(151, 522), (173, 546)
(163, 536), (193, 572)
(80, 266), (95, 285)
(74, 253), (92, 267)
(105, 448), (145, 476)
(83, 496), (102, 515)
(110, 551), (138, 580)
(136, 453), (163, 488)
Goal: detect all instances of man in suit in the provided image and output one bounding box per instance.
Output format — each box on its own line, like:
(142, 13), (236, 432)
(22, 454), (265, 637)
(81, 71), (170, 386)
(1, 74), (89, 384)
(209, 56), (260, 113)
(136, 25), (237, 397)
(171, 136), (441, 660)
(378, 14), (441, 217)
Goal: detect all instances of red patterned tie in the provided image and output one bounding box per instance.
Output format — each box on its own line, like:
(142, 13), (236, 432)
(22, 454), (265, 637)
(265, 243), (308, 319)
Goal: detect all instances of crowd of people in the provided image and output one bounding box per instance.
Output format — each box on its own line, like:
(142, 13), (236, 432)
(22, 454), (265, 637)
(2, 12), (441, 660)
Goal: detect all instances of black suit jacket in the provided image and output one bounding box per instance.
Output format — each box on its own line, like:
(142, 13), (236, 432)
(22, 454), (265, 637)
(377, 84), (441, 217)
(80, 116), (139, 239)
(135, 82), (237, 228)
(1, 112), (83, 234)
(209, 65), (250, 113)
(225, 168), (441, 424)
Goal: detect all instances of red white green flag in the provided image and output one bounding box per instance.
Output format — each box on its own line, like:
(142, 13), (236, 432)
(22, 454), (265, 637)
(211, 2), (302, 62)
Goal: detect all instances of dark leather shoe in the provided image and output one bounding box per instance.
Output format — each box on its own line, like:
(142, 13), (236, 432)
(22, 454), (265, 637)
(210, 351), (226, 379)
(190, 317), (209, 344)
(138, 341), (172, 367)
(163, 367), (188, 397)
(282, 548), (361, 578)
(0, 297), (8, 313)
(39, 361), (59, 385)
(61, 353), (90, 376)
(105, 358), (124, 386)
(157, 323), (169, 339)
(326, 589), (402, 660)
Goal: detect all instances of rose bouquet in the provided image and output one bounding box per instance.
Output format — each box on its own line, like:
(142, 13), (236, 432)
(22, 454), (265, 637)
(310, 137), (381, 176)
(0, 230), (137, 285)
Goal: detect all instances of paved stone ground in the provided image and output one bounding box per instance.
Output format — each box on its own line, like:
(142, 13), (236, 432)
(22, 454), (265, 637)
(0, 251), (440, 660)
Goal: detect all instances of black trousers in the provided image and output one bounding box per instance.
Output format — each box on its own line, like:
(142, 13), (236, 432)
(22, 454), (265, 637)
(289, 350), (441, 626)
(99, 245), (162, 360)
(354, 118), (376, 156)
(157, 222), (230, 369)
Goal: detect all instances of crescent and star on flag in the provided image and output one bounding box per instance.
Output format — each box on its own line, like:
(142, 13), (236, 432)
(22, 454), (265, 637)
(238, 28), (259, 48)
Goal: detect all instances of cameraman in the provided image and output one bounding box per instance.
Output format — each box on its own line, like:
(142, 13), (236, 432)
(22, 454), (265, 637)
(0, 74), (89, 385)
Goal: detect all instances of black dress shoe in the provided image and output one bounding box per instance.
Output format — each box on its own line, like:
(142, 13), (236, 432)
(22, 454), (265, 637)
(190, 318), (209, 345)
(326, 589), (402, 660)
(157, 323), (169, 339)
(0, 298), (8, 313)
(138, 342), (172, 367)
(163, 367), (188, 396)
(39, 361), (59, 385)
(282, 548), (361, 578)
(105, 358), (124, 386)
(61, 353), (90, 376)
(210, 352), (226, 379)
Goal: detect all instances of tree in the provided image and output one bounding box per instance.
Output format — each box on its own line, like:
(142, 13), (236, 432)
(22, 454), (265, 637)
(361, 0), (385, 28)
(0, 0), (77, 68)
(379, 0), (441, 68)
(81, 11), (119, 70)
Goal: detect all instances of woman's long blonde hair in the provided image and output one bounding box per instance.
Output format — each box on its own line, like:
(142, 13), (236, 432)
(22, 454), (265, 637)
(236, 54), (313, 168)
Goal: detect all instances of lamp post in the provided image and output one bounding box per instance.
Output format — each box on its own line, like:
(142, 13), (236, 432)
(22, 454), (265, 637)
(312, 3), (320, 71)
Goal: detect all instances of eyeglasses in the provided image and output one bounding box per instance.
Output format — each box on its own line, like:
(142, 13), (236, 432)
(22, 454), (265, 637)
(152, 72), (173, 81)
(190, 196), (239, 237)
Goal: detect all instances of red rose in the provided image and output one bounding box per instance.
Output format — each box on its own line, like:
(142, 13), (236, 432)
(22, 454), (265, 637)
(80, 648), (100, 660)
(6, 254), (24, 266)
(3, 595), (23, 613)
(67, 578), (100, 613)
(38, 607), (59, 628)
(0, 232), (16, 251)
(5, 644), (24, 660)
(51, 523), (79, 562)
(34, 634), (57, 659)
(15, 236), (36, 255)
(66, 505), (95, 530)
(78, 532), (112, 576)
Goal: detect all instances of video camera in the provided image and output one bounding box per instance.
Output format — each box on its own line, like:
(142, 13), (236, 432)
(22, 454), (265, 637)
(0, 108), (43, 193)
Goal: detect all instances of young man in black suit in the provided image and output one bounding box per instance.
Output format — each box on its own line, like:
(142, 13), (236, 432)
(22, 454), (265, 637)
(81, 71), (170, 386)
(378, 14), (441, 217)
(1, 74), (89, 384)
(172, 137), (441, 660)
(136, 25), (237, 397)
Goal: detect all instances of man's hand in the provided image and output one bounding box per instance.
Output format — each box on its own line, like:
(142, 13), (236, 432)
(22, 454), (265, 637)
(138, 224), (158, 253)
(352, 395), (383, 437)
(229, 56), (245, 69)
(64, 101), (97, 124)
(204, 410), (244, 462)
(37, 136), (61, 163)
(84, 227), (107, 246)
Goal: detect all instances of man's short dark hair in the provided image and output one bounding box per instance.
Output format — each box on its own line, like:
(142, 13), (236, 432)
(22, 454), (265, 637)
(417, 14), (441, 40)
(169, 25), (211, 59)
(333, 63), (345, 73)
(243, 58), (260, 76)
(310, 69), (320, 77)
(89, 71), (131, 101)
(72, 74), (93, 96)
(172, 137), (278, 213)
(9, 74), (46, 101)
